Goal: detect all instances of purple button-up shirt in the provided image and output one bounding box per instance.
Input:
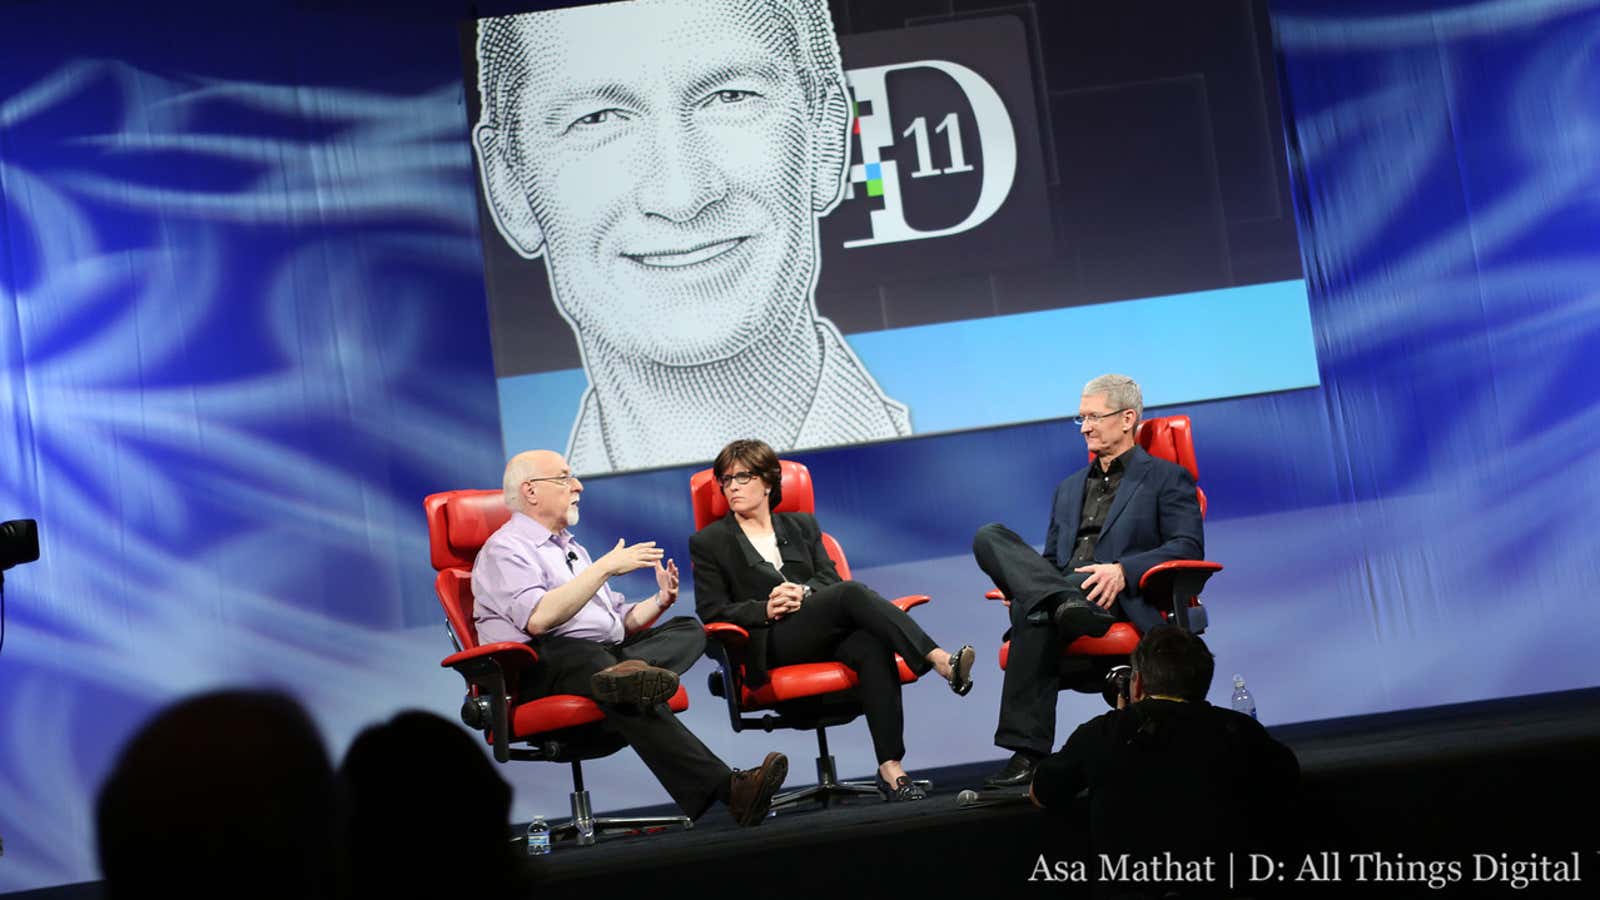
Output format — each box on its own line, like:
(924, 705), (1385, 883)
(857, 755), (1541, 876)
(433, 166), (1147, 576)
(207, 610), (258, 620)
(471, 511), (629, 645)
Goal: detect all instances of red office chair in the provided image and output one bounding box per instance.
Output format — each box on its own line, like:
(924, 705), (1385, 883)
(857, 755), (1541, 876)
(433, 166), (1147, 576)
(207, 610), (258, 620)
(424, 489), (692, 846)
(987, 416), (1222, 698)
(688, 460), (931, 810)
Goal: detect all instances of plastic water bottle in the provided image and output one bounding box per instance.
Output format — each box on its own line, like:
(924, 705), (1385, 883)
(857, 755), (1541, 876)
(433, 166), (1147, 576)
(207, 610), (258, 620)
(1231, 674), (1257, 719)
(526, 816), (551, 856)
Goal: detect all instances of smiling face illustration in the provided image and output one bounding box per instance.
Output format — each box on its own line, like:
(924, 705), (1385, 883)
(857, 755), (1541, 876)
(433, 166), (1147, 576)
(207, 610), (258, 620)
(475, 0), (838, 367)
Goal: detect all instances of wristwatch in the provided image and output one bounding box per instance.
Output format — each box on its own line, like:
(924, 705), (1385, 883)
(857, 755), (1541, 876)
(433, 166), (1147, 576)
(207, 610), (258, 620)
(802, 584), (814, 601)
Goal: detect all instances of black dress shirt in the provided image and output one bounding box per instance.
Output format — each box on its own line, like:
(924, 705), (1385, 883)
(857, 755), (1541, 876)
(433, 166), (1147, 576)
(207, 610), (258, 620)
(1067, 451), (1127, 570)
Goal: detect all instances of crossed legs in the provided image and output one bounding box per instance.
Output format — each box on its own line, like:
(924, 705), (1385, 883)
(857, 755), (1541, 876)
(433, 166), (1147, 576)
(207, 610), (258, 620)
(519, 617), (731, 818)
(764, 581), (968, 791)
(972, 523), (1119, 757)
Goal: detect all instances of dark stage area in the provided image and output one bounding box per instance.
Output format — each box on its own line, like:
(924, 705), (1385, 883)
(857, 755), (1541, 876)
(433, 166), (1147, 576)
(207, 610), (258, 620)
(518, 687), (1600, 898)
(13, 687), (1597, 900)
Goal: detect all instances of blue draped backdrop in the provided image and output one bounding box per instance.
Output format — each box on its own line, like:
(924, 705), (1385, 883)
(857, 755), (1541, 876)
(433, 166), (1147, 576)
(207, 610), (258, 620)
(2, 0), (1598, 890)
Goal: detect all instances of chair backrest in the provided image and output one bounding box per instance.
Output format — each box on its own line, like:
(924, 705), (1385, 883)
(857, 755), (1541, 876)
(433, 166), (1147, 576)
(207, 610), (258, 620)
(435, 568), (479, 650)
(424, 489), (511, 652)
(688, 459), (851, 579)
(1090, 415), (1206, 517)
(424, 489), (512, 571)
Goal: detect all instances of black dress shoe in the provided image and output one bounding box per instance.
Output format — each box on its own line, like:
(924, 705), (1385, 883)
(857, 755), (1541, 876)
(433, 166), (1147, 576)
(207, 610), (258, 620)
(875, 772), (928, 802)
(983, 752), (1040, 789)
(1051, 596), (1115, 638)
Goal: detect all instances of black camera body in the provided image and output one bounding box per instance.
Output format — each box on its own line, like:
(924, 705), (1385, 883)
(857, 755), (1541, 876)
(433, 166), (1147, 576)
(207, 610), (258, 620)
(1103, 664), (1133, 708)
(1, 519), (39, 572)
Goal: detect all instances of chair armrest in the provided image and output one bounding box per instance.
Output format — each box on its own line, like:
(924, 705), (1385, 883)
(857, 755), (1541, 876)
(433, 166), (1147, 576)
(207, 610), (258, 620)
(1139, 560), (1222, 633)
(440, 641), (540, 671)
(1137, 559), (1223, 590)
(702, 622), (753, 730)
(438, 642), (540, 765)
(704, 621), (751, 648)
(891, 594), (930, 612)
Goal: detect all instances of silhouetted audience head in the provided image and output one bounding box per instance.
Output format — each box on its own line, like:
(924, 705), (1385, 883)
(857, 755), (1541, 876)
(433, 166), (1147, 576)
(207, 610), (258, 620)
(1130, 624), (1215, 703)
(95, 689), (338, 900)
(339, 710), (528, 898)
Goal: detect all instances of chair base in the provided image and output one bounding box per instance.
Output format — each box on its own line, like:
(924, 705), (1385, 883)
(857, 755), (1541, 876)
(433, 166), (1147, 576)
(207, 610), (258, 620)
(771, 753), (932, 812)
(552, 788), (692, 847)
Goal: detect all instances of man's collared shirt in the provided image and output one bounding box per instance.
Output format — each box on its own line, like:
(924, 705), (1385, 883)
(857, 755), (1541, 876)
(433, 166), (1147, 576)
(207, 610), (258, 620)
(471, 511), (629, 645)
(1068, 450), (1128, 570)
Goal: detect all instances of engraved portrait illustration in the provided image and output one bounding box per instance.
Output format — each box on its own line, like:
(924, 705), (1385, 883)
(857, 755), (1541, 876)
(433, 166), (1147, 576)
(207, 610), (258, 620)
(471, 0), (910, 475)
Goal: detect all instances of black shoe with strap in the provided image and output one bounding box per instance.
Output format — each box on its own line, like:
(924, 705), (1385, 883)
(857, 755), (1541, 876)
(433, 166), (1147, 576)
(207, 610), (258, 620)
(875, 772), (928, 802)
(947, 644), (976, 696)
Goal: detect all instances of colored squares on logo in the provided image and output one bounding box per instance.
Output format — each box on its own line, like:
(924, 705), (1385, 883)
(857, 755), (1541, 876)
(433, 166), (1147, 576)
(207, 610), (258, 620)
(864, 162), (884, 197)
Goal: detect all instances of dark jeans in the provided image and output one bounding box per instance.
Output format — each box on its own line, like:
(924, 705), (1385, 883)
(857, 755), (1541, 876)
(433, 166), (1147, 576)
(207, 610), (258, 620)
(518, 616), (730, 818)
(972, 523), (1125, 757)
(765, 581), (940, 764)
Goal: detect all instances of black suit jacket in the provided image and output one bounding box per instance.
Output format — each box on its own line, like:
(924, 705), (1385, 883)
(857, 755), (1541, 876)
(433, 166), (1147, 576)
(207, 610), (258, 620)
(1043, 445), (1205, 632)
(689, 511), (842, 680)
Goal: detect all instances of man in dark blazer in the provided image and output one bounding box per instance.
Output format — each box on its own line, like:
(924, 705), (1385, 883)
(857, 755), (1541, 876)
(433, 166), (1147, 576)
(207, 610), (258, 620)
(972, 374), (1204, 788)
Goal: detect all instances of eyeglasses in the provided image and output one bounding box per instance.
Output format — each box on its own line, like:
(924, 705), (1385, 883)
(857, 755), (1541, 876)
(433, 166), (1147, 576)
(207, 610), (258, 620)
(717, 472), (761, 488)
(525, 473), (579, 489)
(1074, 408), (1131, 425)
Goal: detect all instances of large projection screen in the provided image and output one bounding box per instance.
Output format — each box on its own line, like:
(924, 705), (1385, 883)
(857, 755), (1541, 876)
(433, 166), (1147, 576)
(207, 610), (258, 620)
(464, 0), (1317, 474)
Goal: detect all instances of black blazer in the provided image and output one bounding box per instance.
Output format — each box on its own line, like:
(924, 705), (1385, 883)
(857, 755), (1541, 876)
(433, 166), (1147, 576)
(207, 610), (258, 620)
(1042, 445), (1205, 632)
(689, 511), (842, 680)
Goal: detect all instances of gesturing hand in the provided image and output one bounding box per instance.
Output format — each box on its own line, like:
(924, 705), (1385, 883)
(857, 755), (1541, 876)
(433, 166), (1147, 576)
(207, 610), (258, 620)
(599, 539), (664, 576)
(655, 559), (680, 608)
(1073, 562), (1126, 608)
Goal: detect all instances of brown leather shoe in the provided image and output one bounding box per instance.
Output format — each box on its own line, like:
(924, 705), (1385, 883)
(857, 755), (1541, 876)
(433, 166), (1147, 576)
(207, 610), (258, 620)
(590, 659), (679, 707)
(728, 752), (788, 827)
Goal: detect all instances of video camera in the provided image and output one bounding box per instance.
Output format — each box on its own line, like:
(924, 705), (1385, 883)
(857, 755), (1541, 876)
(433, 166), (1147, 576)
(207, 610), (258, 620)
(1, 519), (39, 573)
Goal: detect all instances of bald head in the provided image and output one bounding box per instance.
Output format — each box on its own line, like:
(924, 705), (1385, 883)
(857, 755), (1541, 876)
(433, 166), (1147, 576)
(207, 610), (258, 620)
(503, 450), (582, 530)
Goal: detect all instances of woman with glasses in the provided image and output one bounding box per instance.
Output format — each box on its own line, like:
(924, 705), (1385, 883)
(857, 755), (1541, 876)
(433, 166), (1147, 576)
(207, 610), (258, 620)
(689, 438), (975, 802)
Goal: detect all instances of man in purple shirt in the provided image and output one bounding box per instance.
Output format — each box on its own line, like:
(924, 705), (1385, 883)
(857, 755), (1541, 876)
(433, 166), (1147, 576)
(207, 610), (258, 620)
(472, 449), (787, 826)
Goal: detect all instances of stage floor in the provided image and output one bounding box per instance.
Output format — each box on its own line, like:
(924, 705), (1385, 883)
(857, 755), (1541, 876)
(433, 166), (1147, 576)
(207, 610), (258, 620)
(520, 686), (1600, 899)
(12, 687), (1599, 899)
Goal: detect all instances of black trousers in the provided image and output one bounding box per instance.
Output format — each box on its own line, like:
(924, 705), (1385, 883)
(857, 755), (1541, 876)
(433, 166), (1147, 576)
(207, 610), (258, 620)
(517, 616), (730, 818)
(765, 581), (940, 764)
(972, 522), (1124, 757)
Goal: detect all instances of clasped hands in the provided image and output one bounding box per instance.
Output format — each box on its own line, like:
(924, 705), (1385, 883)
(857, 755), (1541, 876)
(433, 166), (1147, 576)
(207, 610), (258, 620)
(766, 581), (806, 621)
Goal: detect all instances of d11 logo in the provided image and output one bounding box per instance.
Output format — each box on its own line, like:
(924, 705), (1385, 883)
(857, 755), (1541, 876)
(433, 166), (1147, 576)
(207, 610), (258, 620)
(844, 59), (1017, 247)
(826, 14), (1051, 282)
